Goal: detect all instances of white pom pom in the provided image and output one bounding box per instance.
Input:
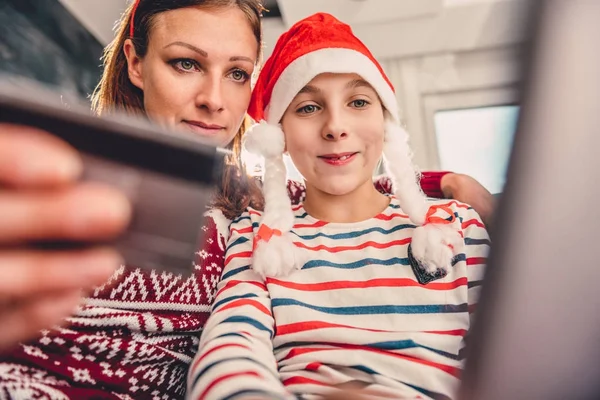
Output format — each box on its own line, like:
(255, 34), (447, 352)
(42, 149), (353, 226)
(243, 120), (285, 158)
(411, 224), (464, 274)
(252, 233), (303, 278)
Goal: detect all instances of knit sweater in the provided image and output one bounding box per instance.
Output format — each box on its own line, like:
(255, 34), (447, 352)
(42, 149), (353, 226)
(186, 197), (488, 400)
(0, 175), (451, 399)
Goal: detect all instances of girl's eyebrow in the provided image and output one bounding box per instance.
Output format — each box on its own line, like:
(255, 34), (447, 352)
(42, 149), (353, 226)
(298, 85), (321, 95)
(346, 78), (373, 90)
(297, 78), (373, 96)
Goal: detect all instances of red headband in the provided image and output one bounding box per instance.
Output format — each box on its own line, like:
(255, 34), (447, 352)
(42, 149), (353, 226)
(129, 0), (142, 37)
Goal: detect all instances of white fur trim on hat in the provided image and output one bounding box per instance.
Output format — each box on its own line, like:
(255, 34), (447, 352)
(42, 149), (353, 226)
(265, 48), (400, 125)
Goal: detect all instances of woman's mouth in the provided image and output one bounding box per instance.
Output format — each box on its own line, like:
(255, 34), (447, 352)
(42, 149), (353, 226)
(182, 120), (225, 136)
(318, 152), (358, 166)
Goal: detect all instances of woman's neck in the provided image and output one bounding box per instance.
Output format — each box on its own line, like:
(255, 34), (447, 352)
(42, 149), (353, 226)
(302, 180), (390, 223)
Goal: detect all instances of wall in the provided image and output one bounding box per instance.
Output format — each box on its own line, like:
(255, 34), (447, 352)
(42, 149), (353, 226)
(264, 0), (531, 169)
(0, 0), (104, 99)
(382, 45), (522, 168)
(57, 0), (127, 46)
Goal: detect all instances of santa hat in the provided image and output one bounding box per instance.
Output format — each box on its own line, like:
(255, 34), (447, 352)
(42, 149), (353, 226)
(244, 13), (463, 278)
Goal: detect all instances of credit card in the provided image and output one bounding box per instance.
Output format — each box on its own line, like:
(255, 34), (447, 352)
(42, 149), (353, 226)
(0, 77), (224, 276)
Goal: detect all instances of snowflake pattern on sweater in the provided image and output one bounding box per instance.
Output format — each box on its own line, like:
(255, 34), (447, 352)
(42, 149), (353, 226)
(0, 215), (225, 400)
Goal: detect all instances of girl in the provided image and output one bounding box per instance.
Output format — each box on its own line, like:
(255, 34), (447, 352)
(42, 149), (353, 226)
(187, 13), (489, 400)
(0, 1), (490, 398)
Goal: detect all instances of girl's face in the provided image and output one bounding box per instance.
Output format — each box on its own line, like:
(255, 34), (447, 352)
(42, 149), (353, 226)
(281, 73), (386, 197)
(124, 6), (258, 146)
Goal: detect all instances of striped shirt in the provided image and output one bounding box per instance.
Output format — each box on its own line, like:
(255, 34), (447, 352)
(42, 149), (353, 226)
(187, 197), (489, 400)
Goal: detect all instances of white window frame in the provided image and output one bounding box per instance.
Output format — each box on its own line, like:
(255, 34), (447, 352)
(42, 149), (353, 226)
(421, 86), (519, 170)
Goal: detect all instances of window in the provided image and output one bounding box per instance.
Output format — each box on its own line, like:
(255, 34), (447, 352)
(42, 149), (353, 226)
(434, 105), (519, 194)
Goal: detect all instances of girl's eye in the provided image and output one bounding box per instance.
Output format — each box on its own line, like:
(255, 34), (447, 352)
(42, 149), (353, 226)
(230, 69), (250, 82)
(297, 104), (319, 114)
(351, 99), (369, 108)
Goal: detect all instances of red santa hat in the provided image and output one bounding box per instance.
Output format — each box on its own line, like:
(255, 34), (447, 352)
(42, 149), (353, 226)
(244, 13), (463, 278)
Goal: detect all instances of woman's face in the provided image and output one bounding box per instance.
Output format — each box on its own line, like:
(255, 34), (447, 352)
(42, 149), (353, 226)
(124, 6), (258, 146)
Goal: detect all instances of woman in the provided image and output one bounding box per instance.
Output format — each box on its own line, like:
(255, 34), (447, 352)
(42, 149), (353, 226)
(0, 0), (493, 398)
(1, 1), (263, 398)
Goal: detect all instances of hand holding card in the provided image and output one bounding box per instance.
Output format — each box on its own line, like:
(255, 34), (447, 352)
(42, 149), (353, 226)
(0, 78), (222, 276)
(0, 123), (128, 350)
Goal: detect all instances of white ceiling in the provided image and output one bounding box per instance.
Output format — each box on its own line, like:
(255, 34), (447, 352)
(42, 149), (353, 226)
(58, 0), (525, 60)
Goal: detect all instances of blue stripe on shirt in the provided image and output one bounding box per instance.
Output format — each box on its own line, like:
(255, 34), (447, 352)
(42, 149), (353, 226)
(213, 293), (259, 310)
(222, 316), (274, 338)
(221, 265), (250, 280)
(227, 236), (251, 252)
(274, 340), (460, 360)
(302, 257), (410, 270)
(271, 298), (468, 315)
(294, 223), (415, 241)
(303, 254), (465, 270)
(465, 237), (491, 246)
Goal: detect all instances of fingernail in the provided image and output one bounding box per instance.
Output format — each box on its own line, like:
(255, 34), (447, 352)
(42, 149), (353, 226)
(107, 193), (132, 226)
(79, 249), (123, 284)
(18, 153), (81, 184)
(55, 155), (82, 181)
(94, 191), (132, 228)
(70, 191), (132, 235)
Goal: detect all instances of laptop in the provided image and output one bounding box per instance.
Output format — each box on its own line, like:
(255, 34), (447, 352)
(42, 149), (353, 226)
(459, 1), (600, 399)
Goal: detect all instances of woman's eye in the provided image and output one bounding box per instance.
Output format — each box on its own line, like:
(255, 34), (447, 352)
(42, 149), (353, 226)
(298, 104), (318, 114)
(170, 59), (199, 72)
(230, 69), (249, 82)
(180, 60), (195, 70)
(351, 99), (369, 108)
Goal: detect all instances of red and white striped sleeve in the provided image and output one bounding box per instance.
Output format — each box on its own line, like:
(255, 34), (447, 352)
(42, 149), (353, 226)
(186, 212), (290, 400)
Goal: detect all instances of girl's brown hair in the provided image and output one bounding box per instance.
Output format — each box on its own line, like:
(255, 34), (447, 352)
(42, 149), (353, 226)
(91, 0), (265, 219)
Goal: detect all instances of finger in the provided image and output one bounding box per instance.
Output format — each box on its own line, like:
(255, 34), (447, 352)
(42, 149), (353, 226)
(0, 182), (131, 243)
(0, 247), (121, 299)
(0, 124), (82, 188)
(0, 289), (83, 352)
